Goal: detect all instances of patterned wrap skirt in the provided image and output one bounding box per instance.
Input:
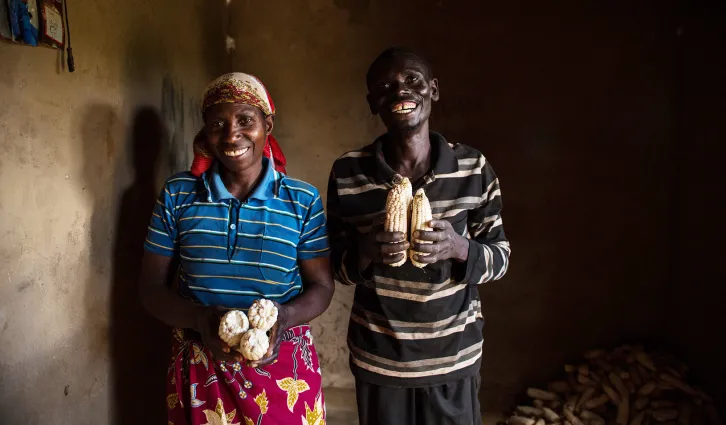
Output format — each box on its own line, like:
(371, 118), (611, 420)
(166, 325), (326, 425)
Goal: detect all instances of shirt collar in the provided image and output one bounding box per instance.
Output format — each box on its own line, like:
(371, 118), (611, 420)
(203, 157), (277, 202)
(371, 131), (459, 183)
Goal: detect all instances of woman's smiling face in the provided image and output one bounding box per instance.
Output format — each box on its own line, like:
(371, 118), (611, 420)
(203, 103), (273, 173)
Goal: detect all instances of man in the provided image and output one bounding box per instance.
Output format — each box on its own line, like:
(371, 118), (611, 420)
(326, 48), (511, 425)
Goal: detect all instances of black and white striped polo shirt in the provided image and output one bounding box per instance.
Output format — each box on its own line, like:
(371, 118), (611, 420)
(327, 132), (510, 387)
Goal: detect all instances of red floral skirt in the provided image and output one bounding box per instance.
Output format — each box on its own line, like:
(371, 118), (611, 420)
(166, 325), (326, 425)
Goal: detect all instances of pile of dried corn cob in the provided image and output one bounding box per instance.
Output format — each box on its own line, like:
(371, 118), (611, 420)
(506, 345), (720, 425)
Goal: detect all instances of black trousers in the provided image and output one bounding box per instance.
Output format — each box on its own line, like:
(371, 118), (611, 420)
(355, 376), (482, 425)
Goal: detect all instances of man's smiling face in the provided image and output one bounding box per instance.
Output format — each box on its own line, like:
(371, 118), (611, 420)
(366, 53), (439, 133)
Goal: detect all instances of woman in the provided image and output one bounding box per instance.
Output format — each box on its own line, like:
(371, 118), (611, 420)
(139, 73), (334, 425)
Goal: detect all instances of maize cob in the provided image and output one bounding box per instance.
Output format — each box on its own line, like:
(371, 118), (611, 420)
(510, 417), (536, 425)
(517, 406), (544, 417)
(576, 387), (596, 410)
(239, 328), (269, 362)
(616, 397), (629, 425)
(635, 352), (657, 371)
(218, 310), (250, 348)
(528, 388), (559, 401)
(506, 346), (712, 425)
(584, 349), (606, 359)
(248, 299), (278, 332)
(384, 176), (413, 267)
(609, 372), (630, 396)
(563, 409), (584, 425)
(583, 394), (610, 410)
(543, 408), (560, 422)
(409, 188), (433, 268)
(638, 381), (657, 396)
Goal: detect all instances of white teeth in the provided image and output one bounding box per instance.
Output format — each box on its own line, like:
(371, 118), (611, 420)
(224, 147), (250, 157)
(391, 102), (417, 113)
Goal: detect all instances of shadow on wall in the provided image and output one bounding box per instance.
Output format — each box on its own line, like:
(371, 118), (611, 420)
(113, 107), (171, 425)
(77, 103), (123, 420)
(80, 104), (171, 425)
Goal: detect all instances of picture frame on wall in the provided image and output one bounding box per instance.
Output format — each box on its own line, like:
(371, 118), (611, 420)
(38, 0), (64, 48)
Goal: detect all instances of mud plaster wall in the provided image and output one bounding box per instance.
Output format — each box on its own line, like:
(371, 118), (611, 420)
(229, 0), (681, 408)
(0, 1), (227, 423)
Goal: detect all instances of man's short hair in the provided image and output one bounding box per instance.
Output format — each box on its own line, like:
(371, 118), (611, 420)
(366, 47), (433, 89)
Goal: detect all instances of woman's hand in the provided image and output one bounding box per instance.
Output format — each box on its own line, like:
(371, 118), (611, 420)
(196, 306), (243, 363)
(246, 256), (335, 367)
(248, 301), (289, 368)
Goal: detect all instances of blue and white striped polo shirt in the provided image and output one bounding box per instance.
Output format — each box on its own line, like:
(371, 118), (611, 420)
(144, 158), (330, 309)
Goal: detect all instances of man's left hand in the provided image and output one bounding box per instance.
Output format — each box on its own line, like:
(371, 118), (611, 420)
(411, 219), (469, 264)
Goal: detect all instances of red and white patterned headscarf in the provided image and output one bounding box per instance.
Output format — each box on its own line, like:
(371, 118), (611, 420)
(190, 73), (287, 176)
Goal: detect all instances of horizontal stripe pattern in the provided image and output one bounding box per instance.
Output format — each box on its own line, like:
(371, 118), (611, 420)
(349, 340), (484, 378)
(144, 161), (330, 310)
(327, 132), (509, 386)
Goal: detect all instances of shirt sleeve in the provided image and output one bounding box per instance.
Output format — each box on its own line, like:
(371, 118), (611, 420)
(454, 158), (511, 284)
(326, 169), (372, 286)
(144, 183), (179, 256)
(297, 192), (331, 260)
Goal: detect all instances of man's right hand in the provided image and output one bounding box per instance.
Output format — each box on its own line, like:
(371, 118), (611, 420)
(358, 230), (410, 269)
(196, 307), (244, 363)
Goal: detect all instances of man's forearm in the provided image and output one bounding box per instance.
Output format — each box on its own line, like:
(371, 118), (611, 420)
(452, 238), (510, 284)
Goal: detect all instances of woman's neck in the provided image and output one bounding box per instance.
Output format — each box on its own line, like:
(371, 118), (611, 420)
(219, 160), (264, 201)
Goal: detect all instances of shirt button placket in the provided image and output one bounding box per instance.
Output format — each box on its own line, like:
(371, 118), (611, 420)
(228, 201), (239, 260)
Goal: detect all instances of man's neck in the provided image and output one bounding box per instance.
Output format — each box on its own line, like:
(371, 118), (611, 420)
(219, 161), (264, 201)
(384, 121), (432, 182)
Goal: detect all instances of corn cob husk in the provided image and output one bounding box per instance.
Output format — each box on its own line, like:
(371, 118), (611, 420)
(506, 346), (718, 425)
(384, 176), (412, 267)
(409, 188), (433, 268)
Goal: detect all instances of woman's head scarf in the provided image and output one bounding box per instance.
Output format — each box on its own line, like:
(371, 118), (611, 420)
(190, 73), (287, 176)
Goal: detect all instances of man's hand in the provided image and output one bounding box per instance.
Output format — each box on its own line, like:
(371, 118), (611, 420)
(411, 219), (469, 264)
(358, 228), (410, 269)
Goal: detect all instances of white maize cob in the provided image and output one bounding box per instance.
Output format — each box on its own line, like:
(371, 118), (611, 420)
(384, 176), (412, 267)
(248, 299), (278, 332)
(239, 328), (270, 362)
(218, 310), (250, 348)
(409, 188), (433, 268)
